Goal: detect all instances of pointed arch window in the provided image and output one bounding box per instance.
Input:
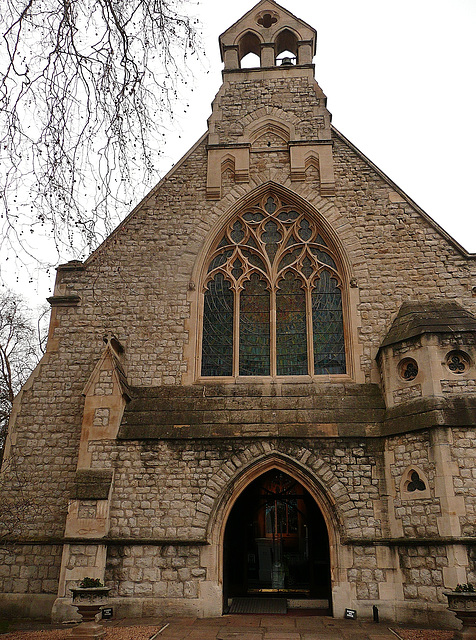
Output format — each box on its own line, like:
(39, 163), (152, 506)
(201, 193), (346, 377)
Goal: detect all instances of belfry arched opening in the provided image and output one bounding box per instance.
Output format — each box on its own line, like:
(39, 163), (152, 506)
(223, 469), (331, 611)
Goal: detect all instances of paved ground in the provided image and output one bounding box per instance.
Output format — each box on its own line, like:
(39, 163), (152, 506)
(0, 614), (456, 640)
(134, 615), (449, 640)
(131, 616), (453, 640)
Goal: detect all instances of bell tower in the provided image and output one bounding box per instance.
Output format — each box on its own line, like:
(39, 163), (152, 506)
(206, 0), (335, 199)
(219, 0), (316, 69)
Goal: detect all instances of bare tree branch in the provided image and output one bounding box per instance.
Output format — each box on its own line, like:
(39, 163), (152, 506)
(0, 0), (201, 266)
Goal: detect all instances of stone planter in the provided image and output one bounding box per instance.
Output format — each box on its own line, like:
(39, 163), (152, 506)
(444, 591), (476, 640)
(70, 586), (110, 639)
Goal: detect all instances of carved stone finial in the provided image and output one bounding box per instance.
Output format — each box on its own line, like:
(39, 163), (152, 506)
(103, 332), (124, 354)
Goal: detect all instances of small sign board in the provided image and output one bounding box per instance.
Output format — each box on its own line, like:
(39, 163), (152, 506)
(344, 608), (357, 619)
(101, 607), (113, 620)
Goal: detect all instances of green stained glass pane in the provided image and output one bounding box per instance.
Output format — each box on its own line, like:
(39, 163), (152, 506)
(276, 273), (307, 375)
(230, 221), (245, 243)
(243, 211), (264, 223)
(310, 246), (336, 269)
(278, 247), (300, 270)
(265, 197), (277, 213)
(262, 220), (281, 263)
(312, 271), (345, 375)
(242, 249), (266, 271)
(207, 248), (232, 272)
(277, 209), (299, 223)
(239, 274), (270, 375)
(298, 219), (312, 241)
(201, 274), (233, 376)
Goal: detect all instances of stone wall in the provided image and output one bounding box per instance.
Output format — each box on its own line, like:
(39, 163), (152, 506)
(88, 437), (384, 542)
(453, 428), (476, 536)
(441, 379), (476, 393)
(388, 431), (439, 537)
(105, 545), (205, 599)
(398, 545), (448, 604)
(332, 133), (476, 371)
(44, 71), (476, 392)
(0, 545), (61, 594)
(43, 131), (476, 393)
(0, 359), (82, 539)
(469, 546), (476, 584)
(211, 77), (328, 144)
(347, 546), (383, 600)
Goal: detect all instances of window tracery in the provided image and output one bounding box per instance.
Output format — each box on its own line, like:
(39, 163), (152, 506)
(406, 470), (426, 492)
(398, 357), (419, 381)
(201, 193), (346, 378)
(400, 466), (431, 500)
(445, 350), (471, 374)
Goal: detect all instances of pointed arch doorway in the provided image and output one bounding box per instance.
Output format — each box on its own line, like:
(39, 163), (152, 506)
(223, 468), (332, 610)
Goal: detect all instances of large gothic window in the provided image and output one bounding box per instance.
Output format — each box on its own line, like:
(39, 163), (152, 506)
(201, 193), (346, 377)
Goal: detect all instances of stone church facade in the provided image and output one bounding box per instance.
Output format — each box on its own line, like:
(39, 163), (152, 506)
(1, 0), (476, 627)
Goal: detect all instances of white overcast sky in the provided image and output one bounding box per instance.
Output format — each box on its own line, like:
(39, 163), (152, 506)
(167, 0), (476, 249)
(6, 0), (476, 304)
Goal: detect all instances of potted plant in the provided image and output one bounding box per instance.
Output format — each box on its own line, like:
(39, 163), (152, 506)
(70, 577), (110, 639)
(444, 583), (476, 640)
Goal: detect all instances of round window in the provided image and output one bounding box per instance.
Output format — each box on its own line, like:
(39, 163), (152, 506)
(445, 350), (471, 374)
(398, 358), (418, 381)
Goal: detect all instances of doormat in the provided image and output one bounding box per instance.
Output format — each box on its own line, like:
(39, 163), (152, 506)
(229, 597), (287, 614)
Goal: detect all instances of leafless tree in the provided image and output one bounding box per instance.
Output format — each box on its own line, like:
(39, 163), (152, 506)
(0, 291), (48, 538)
(0, 290), (44, 460)
(0, 0), (201, 267)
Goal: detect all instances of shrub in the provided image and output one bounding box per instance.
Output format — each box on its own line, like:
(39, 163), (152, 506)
(78, 577), (104, 588)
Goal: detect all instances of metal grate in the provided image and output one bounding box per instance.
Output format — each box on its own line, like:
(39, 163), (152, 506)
(229, 598), (287, 614)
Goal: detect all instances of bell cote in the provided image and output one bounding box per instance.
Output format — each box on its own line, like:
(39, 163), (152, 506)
(207, 1), (334, 201)
(219, 0), (316, 70)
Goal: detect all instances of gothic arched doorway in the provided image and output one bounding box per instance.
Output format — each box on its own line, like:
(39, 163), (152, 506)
(223, 469), (331, 609)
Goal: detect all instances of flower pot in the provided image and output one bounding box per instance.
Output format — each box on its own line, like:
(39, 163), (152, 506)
(444, 591), (476, 640)
(70, 586), (110, 639)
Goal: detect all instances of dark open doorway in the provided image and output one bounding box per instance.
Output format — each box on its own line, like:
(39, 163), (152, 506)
(223, 469), (331, 610)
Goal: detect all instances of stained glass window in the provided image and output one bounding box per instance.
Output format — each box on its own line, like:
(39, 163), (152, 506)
(201, 193), (346, 377)
(239, 274), (270, 376)
(201, 274), (234, 376)
(312, 271), (345, 375)
(276, 273), (307, 375)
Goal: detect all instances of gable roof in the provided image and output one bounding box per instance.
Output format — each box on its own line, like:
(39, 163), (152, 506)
(219, 0), (316, 40)
(331, 126), (475, 259)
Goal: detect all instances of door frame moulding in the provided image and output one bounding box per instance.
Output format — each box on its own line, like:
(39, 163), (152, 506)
(204, 453), (343, 605)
